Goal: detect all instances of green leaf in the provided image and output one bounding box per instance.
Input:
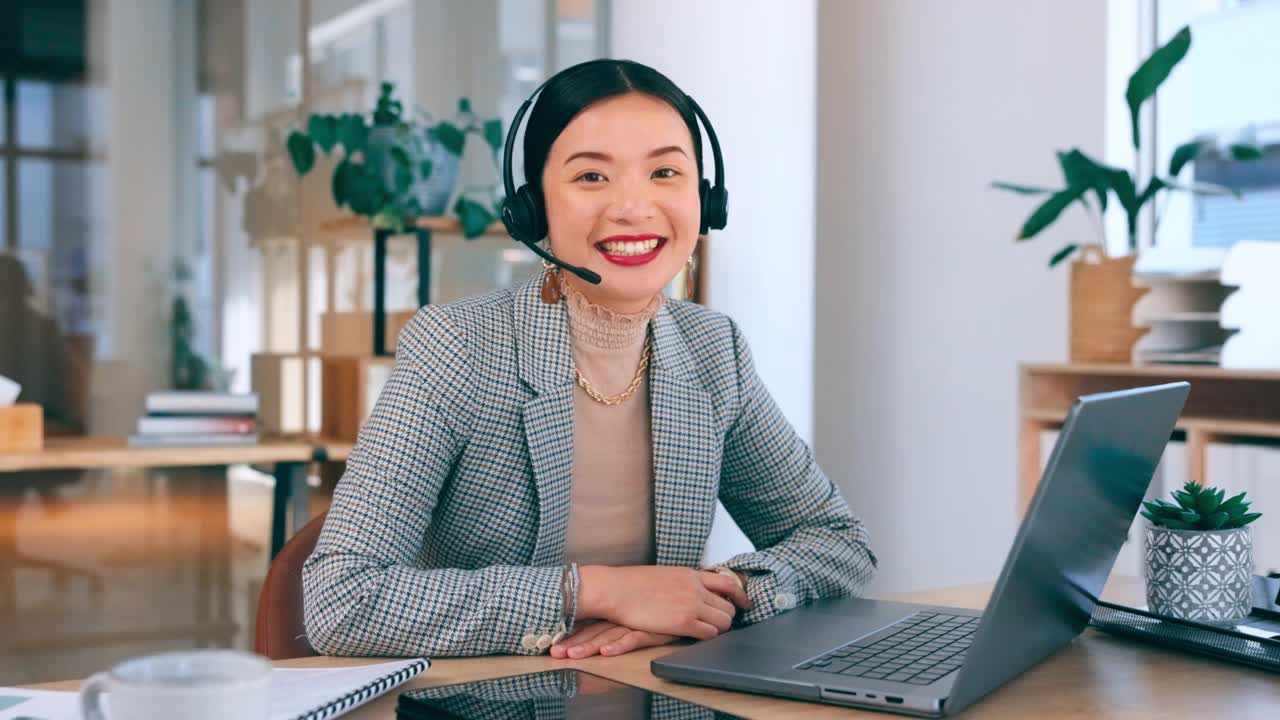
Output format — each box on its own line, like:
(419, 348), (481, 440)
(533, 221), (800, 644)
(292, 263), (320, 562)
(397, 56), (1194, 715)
(1140, 509), (1159, 524)
(483, 118), (504, 154)
(1138, 177), (1167, 210)
(1226, 504), (1252, 522)
(286, 131), (315, 175)
(1203, 511), (1229, 530)
(343, 163), (384, 215)
(1160, 519), (1193, 530)
(1169, 140), (1203, 177)
(1220, 491), (1248, 512)
(1229, 144), (1263, 161)
(1126, 26), (1191, 149)
(1179, 510), (1201, 524)
(1056, 148), (1109, 212)
(432, 122), (467, 156)
(991, 181), (1054, 195)
(419, 159), (433, 179)
(454, 195), (495, 238)
(1048, 244), (1079, 268)
(338, 114), (369, 154)
(1237, 512), (1262, 527)
(1107, 165), (1140, 250)
(389, 146), (411, 168)
(1106, 168), (1139, 214)
(1196, 488), (1222, 514)
(1017, 186), (1085, 240)
(307, 115), (339, 153)
(331, 159), (352, 208)
(1173, 489), (1196, 509)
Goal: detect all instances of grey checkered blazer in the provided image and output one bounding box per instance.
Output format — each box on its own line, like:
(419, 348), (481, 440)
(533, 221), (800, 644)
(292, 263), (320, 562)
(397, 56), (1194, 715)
(302, 270), (877, 658)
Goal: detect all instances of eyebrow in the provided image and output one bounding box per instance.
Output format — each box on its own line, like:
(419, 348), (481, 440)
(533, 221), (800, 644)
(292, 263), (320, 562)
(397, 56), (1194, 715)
(564, 146), (688, 165)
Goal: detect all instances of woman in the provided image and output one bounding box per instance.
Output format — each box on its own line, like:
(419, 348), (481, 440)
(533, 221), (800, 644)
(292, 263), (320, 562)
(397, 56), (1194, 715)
(302, 59), (876, 660)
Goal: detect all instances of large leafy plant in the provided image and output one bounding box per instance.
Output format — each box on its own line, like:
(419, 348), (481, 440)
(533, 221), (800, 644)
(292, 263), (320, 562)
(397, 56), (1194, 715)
(993, 26), (1262, 267)
(286, 82), (506, 238)
(1141, 481), (1262, 531)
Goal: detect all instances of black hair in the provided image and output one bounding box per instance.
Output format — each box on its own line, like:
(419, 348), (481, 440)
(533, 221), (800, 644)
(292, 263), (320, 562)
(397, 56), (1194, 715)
(521, 59), (704, 201)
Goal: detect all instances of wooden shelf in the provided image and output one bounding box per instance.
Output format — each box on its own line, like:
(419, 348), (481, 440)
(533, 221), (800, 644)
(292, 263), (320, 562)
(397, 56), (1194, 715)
(0, 437), (318, 473)
(1022, 408), (1280, 439)
(1019, 363), (1280, 512)
(317, 215), (508, 237)
(1021, 362), (1280, 382)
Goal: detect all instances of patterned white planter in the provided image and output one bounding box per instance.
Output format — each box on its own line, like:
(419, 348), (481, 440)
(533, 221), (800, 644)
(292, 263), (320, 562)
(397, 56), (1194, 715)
(1145, 524), (1252, 623)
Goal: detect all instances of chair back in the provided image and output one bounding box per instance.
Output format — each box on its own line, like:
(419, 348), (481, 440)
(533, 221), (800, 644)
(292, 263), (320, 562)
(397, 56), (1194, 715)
(254, 511), (327, 659)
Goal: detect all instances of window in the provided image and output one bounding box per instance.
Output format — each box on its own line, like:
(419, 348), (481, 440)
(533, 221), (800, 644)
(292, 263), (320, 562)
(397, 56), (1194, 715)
(1151, 0), (1280, 249)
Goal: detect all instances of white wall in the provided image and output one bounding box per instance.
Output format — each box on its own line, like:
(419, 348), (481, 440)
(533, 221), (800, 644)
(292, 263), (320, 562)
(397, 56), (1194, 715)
(815, 0), (1108, 593)
(90, 0), (187, 434)
(610, 0), (818, 443)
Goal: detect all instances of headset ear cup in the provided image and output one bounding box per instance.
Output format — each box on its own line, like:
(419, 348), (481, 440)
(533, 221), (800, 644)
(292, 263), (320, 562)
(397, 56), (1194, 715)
(502, 185), (547, 244)
(699, 179), (712, 235)
(523, 186), (547, 242)
(701, 182), (728, 233)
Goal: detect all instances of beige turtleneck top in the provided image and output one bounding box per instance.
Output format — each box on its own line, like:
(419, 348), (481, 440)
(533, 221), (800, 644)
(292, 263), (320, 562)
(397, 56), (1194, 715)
(560, 278), (664, 568)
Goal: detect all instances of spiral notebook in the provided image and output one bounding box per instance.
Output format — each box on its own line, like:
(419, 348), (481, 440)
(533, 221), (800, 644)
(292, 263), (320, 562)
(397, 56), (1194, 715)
(0, 659), (429, 720)
(271, 658), (429, 720)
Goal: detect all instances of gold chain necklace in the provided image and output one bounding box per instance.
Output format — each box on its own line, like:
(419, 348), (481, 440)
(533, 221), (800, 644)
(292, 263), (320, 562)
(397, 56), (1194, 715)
(573, 335), (652, 406)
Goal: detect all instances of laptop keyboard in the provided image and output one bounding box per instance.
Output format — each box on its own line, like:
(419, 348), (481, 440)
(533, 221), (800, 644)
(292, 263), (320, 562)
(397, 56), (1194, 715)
(795, 611), (977, 686)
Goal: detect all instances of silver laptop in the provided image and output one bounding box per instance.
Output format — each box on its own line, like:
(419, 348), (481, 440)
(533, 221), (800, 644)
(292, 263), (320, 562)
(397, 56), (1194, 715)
(653, 382), (1190, 717)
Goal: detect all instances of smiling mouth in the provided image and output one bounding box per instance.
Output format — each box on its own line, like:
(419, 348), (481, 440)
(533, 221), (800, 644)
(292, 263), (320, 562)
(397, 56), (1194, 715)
(594, 236), (668, 267)
(594, 236), (667, 256)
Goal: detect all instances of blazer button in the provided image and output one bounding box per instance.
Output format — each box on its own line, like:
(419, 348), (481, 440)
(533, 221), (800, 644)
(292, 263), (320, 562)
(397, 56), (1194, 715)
(774, 592), (796, 611)
(551, 631), (566, 645)
(521, 633), (540, 651)
(536, 633), (554, 650)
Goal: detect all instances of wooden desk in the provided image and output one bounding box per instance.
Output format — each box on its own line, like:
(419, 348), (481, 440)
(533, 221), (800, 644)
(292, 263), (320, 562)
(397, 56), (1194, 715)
(1019, 363), (1280, 512)
(28, 578), (1280, 719)
(0, 436), (327, 557)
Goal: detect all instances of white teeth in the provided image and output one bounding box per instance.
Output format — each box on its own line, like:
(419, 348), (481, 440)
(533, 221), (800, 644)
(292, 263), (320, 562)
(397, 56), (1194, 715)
(600, 239), (661, 256)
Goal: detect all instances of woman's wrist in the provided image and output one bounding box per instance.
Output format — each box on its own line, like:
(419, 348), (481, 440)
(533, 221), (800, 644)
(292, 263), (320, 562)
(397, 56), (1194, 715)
(576, 565), (611, 620)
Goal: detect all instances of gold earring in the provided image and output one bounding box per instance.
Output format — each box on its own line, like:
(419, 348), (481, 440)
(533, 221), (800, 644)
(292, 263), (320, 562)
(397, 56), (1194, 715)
(540, 259), (563, 304)
(683, 256), (696, 301)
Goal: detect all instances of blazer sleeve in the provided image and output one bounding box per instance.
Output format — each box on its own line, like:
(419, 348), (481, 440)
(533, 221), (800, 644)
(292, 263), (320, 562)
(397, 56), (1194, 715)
(715, 318), (878, 626)
(301, 305), (579, 657)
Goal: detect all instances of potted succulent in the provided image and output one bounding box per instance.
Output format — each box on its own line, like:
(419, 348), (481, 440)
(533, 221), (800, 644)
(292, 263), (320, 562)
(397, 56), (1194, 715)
(991, 26), (1261, 362)
(1141, 481), (1262, 623)
(286, 82), (506, 238)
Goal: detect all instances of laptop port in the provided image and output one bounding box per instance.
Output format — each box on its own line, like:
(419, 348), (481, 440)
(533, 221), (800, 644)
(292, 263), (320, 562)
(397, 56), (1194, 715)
(865, 694), (876, 699)
(886, 696), (904, 704)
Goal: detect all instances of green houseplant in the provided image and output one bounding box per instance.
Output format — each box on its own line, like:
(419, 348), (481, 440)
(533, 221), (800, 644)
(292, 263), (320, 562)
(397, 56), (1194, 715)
(992, 26), (1261, 267)
(286, 82), (506, 238)
(1142, 482), (1262, 623)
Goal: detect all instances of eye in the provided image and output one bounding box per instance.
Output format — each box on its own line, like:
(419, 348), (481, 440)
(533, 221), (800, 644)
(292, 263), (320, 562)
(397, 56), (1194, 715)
(575, 171), (606, 184)
(653, 167), (680, 179)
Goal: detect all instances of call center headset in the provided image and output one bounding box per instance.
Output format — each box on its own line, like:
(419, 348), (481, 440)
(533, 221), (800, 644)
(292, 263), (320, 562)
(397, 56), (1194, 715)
(501, 59), (728, 285)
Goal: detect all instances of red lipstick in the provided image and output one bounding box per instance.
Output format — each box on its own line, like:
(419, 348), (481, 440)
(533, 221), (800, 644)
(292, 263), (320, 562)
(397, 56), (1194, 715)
(595, 234), (667, 267)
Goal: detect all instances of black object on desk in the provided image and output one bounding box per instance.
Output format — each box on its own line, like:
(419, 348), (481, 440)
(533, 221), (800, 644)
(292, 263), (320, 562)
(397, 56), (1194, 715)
(1090, 576), (1280, 674)
(397, 669), (744, 719)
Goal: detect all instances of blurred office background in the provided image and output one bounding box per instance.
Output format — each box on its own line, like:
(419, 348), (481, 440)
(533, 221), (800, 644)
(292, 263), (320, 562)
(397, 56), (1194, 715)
(3, 0), (1279, 685)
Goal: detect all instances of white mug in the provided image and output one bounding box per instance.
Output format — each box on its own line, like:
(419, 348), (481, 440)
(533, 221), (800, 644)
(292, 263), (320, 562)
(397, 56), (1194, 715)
(79, 650), (270, 720)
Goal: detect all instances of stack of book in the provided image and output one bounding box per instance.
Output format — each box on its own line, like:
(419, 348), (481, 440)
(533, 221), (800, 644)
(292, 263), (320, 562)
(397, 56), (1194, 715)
(128, 391), (260, 447)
